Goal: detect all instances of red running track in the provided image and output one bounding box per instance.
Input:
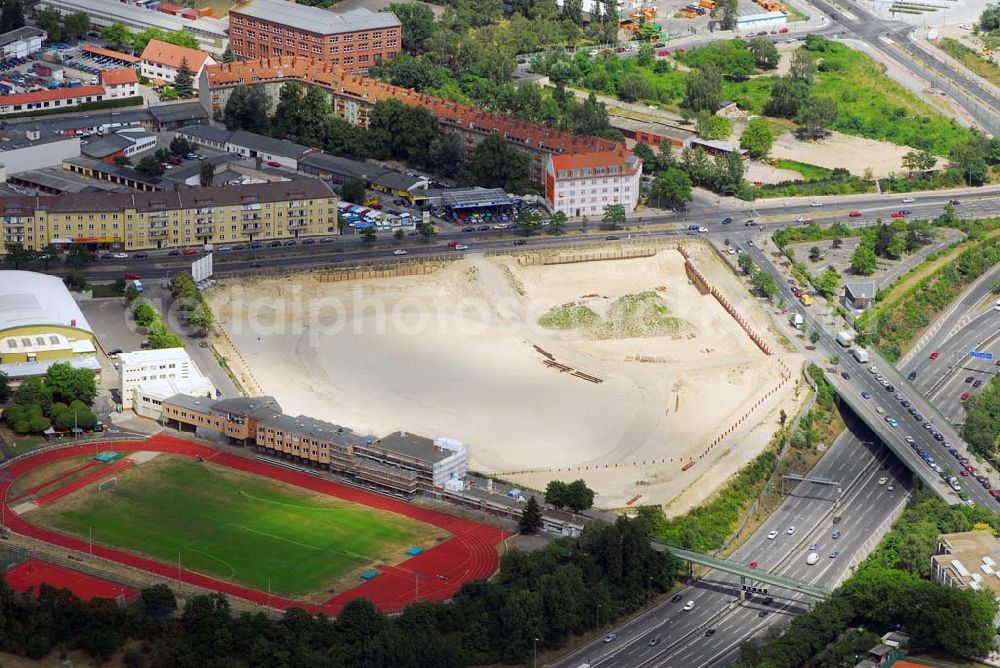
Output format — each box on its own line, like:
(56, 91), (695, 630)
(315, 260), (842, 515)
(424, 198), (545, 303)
(9, 459), (100, 503)
(0, 435), (508, 615)
(6, 559), (139, 602)
(34, 458), (135, 506)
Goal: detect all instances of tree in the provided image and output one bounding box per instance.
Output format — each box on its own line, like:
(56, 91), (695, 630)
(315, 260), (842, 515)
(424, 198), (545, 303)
(131, 28), (198, 52)
(136, 155), (165, 176)
(796, 95), (838, 139)
(520, 495), (543, 534)
(763, 76), (810, 119)
(549, 211), (567, 235)
(949, 132), (991, 186)
(3, 242), (36, 269)
(427, 133), (465, 179)
(367, 99), (440, 168)
(737, 252), (754, 275)
(0, 0), (24, 33)
(789, 47), (817, 83)
(194, 160), (214, 187)
(564, 479), (595, 512)
(815, 269), (841, 297)
(415, 221), (437, 243)
(747, 36), (779, 69)
(850, 242), (877, 275)
(681, 66), (722, 116)
(64, 12), (90, 39)
(35, 7), (62, 43)
(978, 3), (1000, 31)
(714, 0), (737, 30)
(648, 166), (692, 210)
(0, 371), (9, 402)
(808, 245), (822, 261)
(45, 362), (97, 405)
(340, 179), (366, 205)
(902, 149), (937, 175)
(102, 22), (132, 50)
(14, 376), (51, 411)
(739, 118), (774, 159)
(386, 3), (435, 53)
(809, 330), (821, 345)
(222, 85), (270, 134)
(173, 58), (195, 98)
(616, 73), (652, 103)
(468, 134), (530, 193)
(602, 203), (626, 231)
(518, 208), (542, 236)
(695, 112), (732, 140)
(545, 480), (569, 508)
(750, 269), (777, 297)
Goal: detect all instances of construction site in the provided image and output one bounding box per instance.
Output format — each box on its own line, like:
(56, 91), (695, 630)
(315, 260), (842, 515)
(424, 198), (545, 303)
(206, 243), (804, 514)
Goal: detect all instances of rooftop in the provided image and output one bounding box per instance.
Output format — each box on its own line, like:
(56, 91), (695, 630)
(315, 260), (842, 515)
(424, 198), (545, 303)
(0, 27), (45, 48)
(210, 395), (283, 417)
(844, 281), (876, 299)
(176, 124), (231, 144)
(258, 411), (368, 447)
(140, 39), (212, 71)
(227, 130), (314, 159)
(63, 156), (172, 190)
(297, 153), (427, 192)
(82, 45), (140, 63)
(551, 146), (640, 173)
(8, 166), (128, 194)
(0, 270), (93, 335)
(164, 392), (217, 413)
(0, 85), (105, 108)
(0, 131), (77, 153)
(441, 188), (514, 209)
(147, 101), (208, 124)
(101, 68), (139, 85)
(38, 0), (228, 40)
(230, 0), (401, 35)
(369, 431), (457, 465)
(119, 348), (195, 366)
(81, 134), (135, 158)
(933, 530), (1000, 596)
(0, 355), (100, 379)
(204, 57), (624, 159)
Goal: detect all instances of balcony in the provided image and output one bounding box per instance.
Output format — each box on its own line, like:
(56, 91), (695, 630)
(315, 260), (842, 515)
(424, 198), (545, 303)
(241, 214), (261, 222)
(241, 224), (260, 234)
(287, 219), (308, 228)
(196, 217), (214, 225)
(147, 211), (169, 219)
(149, 229), (170, 238)
(195, 227), (215, 236)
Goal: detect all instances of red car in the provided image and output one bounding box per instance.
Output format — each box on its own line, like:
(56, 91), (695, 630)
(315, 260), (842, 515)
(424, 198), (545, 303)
(929, 351), (939, 360)
(791, 287), (801, 297)
(890, 211), (906, 218)
(267, 160), (281, 167)
(676, 47), (686, 53)
(124, 272), (139, 280)
(961, 470), (970, 476)
(183, 248), (199, 255)
(658, 49), (670, 56)
(849, 210), (862, 217)
(991, 489), (1000, 497)
(961, 392), (970, 401)
(778, 27), (789, 33)
(967, 465), (976, 473)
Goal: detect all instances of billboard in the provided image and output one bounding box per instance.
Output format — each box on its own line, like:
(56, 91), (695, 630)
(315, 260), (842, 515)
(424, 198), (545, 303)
(192, 253), (213, 283)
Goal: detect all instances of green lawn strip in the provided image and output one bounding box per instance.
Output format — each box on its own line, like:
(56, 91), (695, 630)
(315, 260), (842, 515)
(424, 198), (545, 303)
(31, 457), (443, 597)
(7, 455), (96, 499)
(774, 159), (835, 181)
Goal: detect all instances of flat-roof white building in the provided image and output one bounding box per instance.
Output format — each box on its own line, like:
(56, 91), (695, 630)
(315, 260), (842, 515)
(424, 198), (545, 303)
(118, 348), (215, 419)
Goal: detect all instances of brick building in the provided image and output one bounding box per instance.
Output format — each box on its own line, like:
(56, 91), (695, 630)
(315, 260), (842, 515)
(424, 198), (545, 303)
(228, 0), (401, 73)
(200, 57), (636, 187)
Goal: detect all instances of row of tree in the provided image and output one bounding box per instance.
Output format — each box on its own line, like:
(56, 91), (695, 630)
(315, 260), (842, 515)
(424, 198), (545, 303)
(544, 479), (595, 512)
(1, 363), (98, 434)
(126, 288), (183, 350)
(33, 7), (89, 44)
(849, 219), (933, 276)
(100, 23), (199, 54)
(169, 272), (213, 337)
(0, 515), (677, 666)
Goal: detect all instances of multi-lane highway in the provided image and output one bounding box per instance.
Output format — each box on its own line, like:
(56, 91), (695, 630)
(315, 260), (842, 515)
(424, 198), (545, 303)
(555, 426), (908, 668)
(58, 186), (1000, 283)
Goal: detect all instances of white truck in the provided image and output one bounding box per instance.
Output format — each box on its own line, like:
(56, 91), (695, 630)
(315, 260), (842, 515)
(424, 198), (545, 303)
(852, 347), (870, 364)
(836, 331), (855, 347)
(791, 313), (804, 330)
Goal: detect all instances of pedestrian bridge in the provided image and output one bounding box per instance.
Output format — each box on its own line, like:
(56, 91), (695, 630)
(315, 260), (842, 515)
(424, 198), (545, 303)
(653, 542), (834, 599)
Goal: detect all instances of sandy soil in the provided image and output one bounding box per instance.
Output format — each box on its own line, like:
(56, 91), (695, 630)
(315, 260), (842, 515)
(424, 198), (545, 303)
(208, 247), (802, 510)
(745, 160), (805, 184)
(771, 130), (914, 178)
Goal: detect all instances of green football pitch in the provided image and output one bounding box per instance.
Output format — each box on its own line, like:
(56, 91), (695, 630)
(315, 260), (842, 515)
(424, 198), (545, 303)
(30, 457), (444, 596)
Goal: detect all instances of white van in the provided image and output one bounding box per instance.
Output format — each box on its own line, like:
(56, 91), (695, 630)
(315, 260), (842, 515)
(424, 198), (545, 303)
(806, 553), (819, 565)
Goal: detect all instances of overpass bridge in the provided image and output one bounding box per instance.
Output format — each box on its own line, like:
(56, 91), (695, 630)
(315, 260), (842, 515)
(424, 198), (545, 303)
(652, 542), (834, 600)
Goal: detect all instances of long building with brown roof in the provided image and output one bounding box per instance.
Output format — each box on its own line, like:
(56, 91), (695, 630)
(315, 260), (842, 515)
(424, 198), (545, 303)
(199, 57), (634, 185)
(0, 178), (337, 253)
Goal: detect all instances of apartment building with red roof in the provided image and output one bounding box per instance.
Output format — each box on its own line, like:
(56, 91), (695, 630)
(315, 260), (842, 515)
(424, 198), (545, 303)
(545, 147), (642, 217)
(140, 39), (215, 85)
(0, 85), (105, 116)
(199, 57), (638, 190)
(100, 69), (139, 99)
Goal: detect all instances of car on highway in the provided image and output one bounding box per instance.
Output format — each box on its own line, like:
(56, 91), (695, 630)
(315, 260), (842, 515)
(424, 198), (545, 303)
(962, 392), (971, 401)
(603, 633), (617, 643)
(887, 417), (898, 427)
(806, 553), (820, 565)
(183, 248), (199, 255)
(796, 216), (812, 224)
(809, 541), (819, 550)
(849, 210), (862, 217)
(112, 252), (128, 259)
(758, 610), (769, 617)
(974, 379), (983, 388)
(454, 244), (469, 251)
(767, 529), (779, 539)
(829, 550), (840, 558)
(887, 484), (895, 491)
(965, 375), (974, 383)
(878, 477), (888, 485)
(134, 252), (149, 259)
(786, 526), (796, 535)
(393, 249), (408, 255)
(862, 391), (871, 399)
(682, 600), (695, 611)
(992, 489), (1000, 498)
(124, 272), (139, 280)
(168, 249), (182, 256)
(899, 209), (912, 215)
(890, 211), (906, 218)
(747, 239), (755, 246)
(249, 261), (262, 268)
(722, 217), (732, 224)
(907, 371), (917, 380)
(266, 241), (282, 248)
(929, 351), (939, 360)
(902, 197), (915, 203)
(949, 199), (961, 205)
(832, 530), (841, 539)
(671, 594), (683, 603)
(705, 629), (716, 637)
(841, 371), (851, 380)
(648, 636), (661, 646)
(810, 201), (822, 207)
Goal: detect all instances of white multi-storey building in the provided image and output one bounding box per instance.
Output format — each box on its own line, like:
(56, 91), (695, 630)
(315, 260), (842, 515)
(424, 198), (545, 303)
(118, 348), (215, 419)
(543, 148), (642, 217)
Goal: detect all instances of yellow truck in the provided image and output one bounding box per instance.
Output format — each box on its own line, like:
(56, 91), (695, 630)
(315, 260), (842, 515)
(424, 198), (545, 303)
(800, 293), (814, 306)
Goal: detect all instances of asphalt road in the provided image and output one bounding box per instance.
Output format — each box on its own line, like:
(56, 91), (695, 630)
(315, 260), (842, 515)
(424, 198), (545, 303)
(60, 186), (1000, 283)
(745, 242), (1000, 509)
(553, 425), (909, 668)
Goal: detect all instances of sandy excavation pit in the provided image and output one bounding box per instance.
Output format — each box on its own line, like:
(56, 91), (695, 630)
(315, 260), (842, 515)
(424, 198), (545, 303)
(209, 247), (803, 510)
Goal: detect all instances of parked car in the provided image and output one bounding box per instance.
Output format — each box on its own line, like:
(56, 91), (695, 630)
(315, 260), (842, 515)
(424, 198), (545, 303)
(183, 248), (199, 255)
